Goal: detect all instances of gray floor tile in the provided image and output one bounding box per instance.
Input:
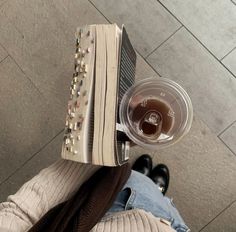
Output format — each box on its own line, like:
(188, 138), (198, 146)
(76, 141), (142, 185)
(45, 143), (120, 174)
(135, 53), (160, 82)
(159, 0), (236, 59)
(219, 122), (236, 155)
(0, 0), (107, 113)
(201, 201), (236, 232)
(0, 0), (6, 8)
(0, 44), (7, 62)
(147, 28), (236, 135)
(222, 48), (236, 76)
(152, 116), (236, 232)
(0, 132), (63, 202)
(129, 143), (158, 164)
(0, 57), (64, 184)
(91, 0), (180, 57)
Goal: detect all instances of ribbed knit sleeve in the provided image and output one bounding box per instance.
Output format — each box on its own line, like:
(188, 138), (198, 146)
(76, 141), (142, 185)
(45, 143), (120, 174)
(0, 159), (100, 232)
(91, 209), (176, 232)
(0, 159), (177, 232)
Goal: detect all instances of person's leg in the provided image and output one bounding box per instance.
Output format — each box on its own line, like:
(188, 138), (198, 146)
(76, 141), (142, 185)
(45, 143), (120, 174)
(109, 170), (189, 231)
(132, 155), (169, 195)
(108, 155), (190, 232)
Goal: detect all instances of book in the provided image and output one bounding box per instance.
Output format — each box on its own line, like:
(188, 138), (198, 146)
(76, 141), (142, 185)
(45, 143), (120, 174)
(61, 24), (136, 166)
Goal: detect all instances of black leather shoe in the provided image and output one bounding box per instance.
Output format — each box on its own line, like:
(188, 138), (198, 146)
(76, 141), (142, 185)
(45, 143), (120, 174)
(132, 154), (153, 176)
(149, 164), (170, 195)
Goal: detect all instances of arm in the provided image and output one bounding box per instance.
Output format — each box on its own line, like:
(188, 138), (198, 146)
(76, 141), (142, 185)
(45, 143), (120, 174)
(0, 159), (100, 232)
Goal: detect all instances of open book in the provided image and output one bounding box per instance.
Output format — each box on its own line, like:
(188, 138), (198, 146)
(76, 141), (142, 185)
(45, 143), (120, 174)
(61, 24), (136, 166)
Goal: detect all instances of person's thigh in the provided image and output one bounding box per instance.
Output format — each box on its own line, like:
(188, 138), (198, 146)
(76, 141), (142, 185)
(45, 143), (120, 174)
(108, 171), (190, 232)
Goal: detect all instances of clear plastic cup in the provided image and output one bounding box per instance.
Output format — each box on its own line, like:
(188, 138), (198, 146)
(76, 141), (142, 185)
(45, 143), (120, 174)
(119, 77), (193, 149)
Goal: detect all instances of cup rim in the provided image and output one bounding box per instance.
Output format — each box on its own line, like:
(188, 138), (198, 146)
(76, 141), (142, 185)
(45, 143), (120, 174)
(119, 77), (193, 149)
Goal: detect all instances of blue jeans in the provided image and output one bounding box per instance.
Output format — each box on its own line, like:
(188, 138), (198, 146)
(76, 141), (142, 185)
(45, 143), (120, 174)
(108, 170), (190, 232)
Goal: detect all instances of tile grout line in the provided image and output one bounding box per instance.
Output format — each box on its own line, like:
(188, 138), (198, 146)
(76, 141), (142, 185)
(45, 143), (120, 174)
(88, 0), (163, 78)
(145, 25), (183, 59)
(217, 136), (236, 156)
(217, 120), (236, 137)
(88, 0), (111, 23)
(192, 112), (236, 156)
(231, 0), (236, 6)
(156, 0), (236, 79)
(198, 199), (236, 231)
(0, 129), (64, 187)
(0, 42), (9, 63)
(220, 46), (236, 61)
(0, 42), (9, 56)
(90, 0), (236, 80)
(0, 54), (9, 65)
(0, 41), (45, 98)
(90, 0), (236, 140)
(136, 49), (162, 77)
(8, 54), (45, 96)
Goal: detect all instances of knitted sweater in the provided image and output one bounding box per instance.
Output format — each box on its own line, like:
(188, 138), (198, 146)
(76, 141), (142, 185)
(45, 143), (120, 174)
(0, 159), (175, 232)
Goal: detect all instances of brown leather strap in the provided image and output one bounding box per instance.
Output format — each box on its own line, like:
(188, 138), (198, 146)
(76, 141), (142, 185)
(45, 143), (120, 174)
(28, 163), (131, 232)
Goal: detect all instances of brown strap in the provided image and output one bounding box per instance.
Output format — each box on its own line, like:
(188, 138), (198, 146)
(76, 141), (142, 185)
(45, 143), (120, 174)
(28, 163), (131, 232)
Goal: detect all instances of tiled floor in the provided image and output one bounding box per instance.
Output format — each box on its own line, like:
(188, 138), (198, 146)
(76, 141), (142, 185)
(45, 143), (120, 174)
(0, 0), (235, 231)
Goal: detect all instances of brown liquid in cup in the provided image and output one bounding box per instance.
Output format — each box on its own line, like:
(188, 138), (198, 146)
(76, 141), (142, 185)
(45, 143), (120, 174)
(131, 99), (174, 137)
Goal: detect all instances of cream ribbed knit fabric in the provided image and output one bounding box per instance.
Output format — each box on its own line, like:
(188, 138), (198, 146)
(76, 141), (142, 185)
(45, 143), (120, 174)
(0, 159), (175, 232)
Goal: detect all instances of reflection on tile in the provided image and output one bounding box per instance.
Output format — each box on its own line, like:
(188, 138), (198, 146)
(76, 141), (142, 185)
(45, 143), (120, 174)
(147, 28), (236, 134)
(152, 116), (236, 231)
(201, 201), (236, 232)
(0, 57), (63, 183)
(222, 48), (236, 76)
(0, 132), (63, 202)
(220, 122), (236, 155)
(91, 0), (180, 57)
(159, 0), (236, 59)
